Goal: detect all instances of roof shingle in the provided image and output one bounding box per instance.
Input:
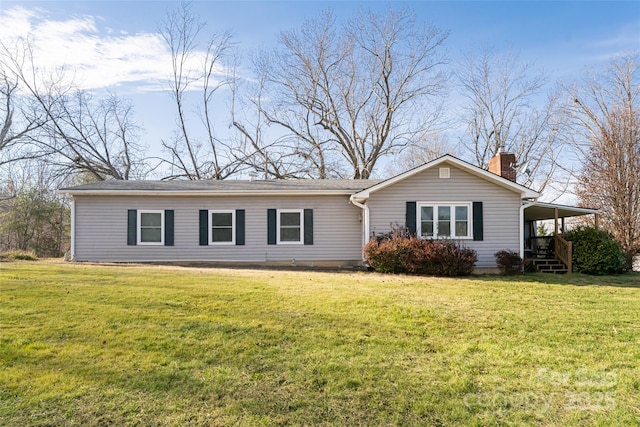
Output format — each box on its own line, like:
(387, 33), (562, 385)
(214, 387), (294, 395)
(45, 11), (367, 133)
(60, 179), (383, 194)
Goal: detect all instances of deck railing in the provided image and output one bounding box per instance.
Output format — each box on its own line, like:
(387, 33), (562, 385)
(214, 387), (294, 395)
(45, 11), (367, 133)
(555, 234), (572, 274)
(527, 235), (573, 274)
(528, 236), (553, 258)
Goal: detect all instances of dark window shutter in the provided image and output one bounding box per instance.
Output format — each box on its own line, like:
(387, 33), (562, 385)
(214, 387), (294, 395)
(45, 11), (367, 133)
(127, 210), (137, 245)
(304, 209), (313, 245)
(473, 202), (483, 241)
(164, 210), (174, 246)
(236, 209), (245, 245)
(199, 210), (208, 246)
(406, 202), (417, 236)
(267, 209), (277, 245)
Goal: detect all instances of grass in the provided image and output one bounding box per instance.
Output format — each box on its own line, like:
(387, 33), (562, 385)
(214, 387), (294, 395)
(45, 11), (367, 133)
(1, 262), (639, 426)
(0, 250), (38, 261)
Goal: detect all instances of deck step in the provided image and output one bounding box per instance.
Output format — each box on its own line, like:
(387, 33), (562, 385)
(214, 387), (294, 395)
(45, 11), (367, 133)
(526, 258), (569, 274)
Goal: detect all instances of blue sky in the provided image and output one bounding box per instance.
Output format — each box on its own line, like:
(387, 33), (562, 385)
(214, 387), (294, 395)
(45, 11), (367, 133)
(4, 1), (636, 74)
(1, 1), (639, 172)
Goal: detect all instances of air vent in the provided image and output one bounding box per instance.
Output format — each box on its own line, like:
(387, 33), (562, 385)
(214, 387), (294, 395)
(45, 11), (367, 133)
(439, 167), (450, 179)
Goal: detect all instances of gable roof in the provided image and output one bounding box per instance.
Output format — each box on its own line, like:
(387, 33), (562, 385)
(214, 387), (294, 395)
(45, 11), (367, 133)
(59, 155), (540, 199)
(59, 179), (384, 196)
(351, 154), (540, 200)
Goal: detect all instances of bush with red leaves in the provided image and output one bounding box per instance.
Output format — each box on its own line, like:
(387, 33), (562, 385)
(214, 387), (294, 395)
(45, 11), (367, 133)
(364, 236), (477, 277)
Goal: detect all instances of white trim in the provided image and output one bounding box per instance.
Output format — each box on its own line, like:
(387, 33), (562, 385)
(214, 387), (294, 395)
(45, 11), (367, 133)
(417, 202), (473, 239)
(59, 189), (358, 197)
(524, 201), (599, 215)
(70, 197), (76, 260)
(137, 210), (164, 245)
(277, 209), (304, 244)
(208, 210), (235, 245)
(353, 155), (540, 200)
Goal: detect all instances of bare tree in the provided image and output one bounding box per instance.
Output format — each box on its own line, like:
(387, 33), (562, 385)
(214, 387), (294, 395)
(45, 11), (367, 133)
(231, 51), (342, 179)
(565, 54), (640, 259)
(456, 48), (562, 191)
(0, 39), (146, 181)
(159, 2), (240, 180)
(0, 160), (69, 256)
(385, 132), (454, 176)
(0, 63), (44, 165)
(255, 8), (448, 179)
(40, 91), (145, 180)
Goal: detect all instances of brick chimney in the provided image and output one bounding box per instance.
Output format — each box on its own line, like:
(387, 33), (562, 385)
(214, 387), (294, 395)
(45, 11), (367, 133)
(488, 152), (517, 182)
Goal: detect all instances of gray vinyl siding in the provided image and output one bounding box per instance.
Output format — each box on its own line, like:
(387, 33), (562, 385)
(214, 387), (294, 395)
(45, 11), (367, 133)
(74, 195), (363, 263)
(367, 164), (521, 268)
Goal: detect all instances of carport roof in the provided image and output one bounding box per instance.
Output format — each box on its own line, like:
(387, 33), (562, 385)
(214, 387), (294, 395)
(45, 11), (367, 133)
(523, 201), (599, 221)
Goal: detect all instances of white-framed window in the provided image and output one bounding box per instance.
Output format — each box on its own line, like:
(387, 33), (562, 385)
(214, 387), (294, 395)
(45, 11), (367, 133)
(277, 209), (304, 244)
(137, 210), (164, 245)
(417, 202), (472, 239)
(209, 210), (235, 245)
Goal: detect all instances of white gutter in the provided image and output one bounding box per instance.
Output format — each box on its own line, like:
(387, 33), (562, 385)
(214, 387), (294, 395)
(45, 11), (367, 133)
(349, 195), (369, 262)
(57, 189), (358, 197)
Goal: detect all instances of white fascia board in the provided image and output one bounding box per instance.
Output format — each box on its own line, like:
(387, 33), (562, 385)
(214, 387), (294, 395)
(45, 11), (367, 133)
(58, 189), (357, 197)
(352, 155), (540, 200)
(526, 201), (600, 215)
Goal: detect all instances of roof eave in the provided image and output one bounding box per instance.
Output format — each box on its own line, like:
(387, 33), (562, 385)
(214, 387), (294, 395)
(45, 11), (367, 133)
(526, 201), (600, 215)
(58, 189), (360, 197)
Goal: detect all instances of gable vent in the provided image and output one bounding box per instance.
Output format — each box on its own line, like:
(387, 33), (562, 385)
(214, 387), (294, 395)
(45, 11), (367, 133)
(439, 167), (450, 179)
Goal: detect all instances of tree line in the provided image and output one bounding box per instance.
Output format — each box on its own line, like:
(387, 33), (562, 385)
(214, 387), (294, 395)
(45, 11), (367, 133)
(0, 4), (638, 261)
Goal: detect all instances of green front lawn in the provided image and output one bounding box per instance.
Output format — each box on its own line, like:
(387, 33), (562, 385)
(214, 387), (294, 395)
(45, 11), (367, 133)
(1, 262), (639, 426)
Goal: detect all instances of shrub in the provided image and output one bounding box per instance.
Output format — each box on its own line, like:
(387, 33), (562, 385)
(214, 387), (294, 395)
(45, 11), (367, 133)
(494, 250), (523, 275)
(363, 235), (416, 274)
(419, 239), (478, 277)
(564, 226), (626, 275)
(364, 236), (477, 277)
(0, 250), (39, 261)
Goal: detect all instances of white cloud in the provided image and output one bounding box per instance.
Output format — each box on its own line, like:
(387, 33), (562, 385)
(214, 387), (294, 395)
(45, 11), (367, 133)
(0, 6), (222, 92)
(0, 6), (40, 36)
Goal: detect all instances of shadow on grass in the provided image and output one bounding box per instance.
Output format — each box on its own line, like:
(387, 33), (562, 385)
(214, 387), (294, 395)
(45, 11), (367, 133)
(69, 260), (369, 274)
(33, 259), (640, 288)
(470, 271), (640, 289)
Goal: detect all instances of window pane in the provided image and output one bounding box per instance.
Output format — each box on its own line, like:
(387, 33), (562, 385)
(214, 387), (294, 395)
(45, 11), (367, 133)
(280, 212), (300, 226)
(141, 213), (161, 227)
(455, 221), (468, 236)
(141, 228), (161, 242)
(280, 227), (301, 242)
(212, 228), (233, 242)
(421, 221), (434, 237)
(421, 206), (433, 221)
(438, 206), (450, 221)
(438, 221), (450, 236)
(212, 212), (232, 227)
(455, 206), (468, 221)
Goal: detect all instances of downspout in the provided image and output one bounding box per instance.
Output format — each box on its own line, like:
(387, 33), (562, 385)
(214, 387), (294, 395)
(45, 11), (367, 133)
(520, 200), (536, 264)
(349, 195), (369, 262)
